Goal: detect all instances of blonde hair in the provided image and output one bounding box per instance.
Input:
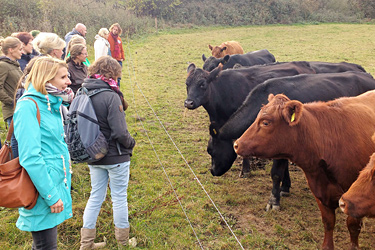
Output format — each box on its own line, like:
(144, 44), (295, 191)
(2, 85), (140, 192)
(109, 23), (122, 36)
(25, 57), (68, 95)
(98, 28), (109, 38)
(0, 36), (22, 56)
(88, 56), (121, 80)
(33, 32), (65, 55)
(66, 44), (86, 62)
(66, 35), (86, 55)
(14, 57), (40, 103)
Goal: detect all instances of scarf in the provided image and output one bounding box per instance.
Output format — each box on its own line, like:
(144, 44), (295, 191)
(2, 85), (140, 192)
(45, 83), (75, 105)
(90, 74), (128, 111)
(110, 32), (120, 59)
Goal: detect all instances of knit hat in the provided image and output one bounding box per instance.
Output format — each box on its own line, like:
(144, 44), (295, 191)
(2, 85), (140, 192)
(30, 30), (41, 38)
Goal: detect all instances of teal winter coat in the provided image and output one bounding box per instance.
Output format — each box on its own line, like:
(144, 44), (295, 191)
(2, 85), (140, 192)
(13, 85), (72, 232)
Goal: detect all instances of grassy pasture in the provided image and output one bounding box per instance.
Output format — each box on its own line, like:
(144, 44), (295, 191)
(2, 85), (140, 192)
(1, 23), (375, 249)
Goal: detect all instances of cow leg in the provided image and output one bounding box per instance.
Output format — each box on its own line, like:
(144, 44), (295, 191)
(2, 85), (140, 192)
(280, 164), (291, 197)
(239, 158), (251, 178)
(315, 198), (335, 250)
(266, 159), (288, 211)
(346, 215), (362, 250)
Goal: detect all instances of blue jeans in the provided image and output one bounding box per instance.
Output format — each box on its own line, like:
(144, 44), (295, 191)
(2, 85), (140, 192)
(83, 161), (130, 229)
(117, 60), (122, 87)
(6, 117), (19, 158)
(31, 226), (57, 250)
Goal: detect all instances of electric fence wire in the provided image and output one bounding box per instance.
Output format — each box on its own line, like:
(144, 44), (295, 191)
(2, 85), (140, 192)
(124, 39), (245, 250)
(124, 48), (204, 250)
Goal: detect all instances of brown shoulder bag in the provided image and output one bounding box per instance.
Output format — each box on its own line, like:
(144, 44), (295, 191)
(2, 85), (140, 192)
(0, 97), (40, 210)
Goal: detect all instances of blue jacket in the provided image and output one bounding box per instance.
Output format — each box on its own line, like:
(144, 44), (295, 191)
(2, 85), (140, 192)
(13, 85), (72, 232)
(17, 53), (34, 72)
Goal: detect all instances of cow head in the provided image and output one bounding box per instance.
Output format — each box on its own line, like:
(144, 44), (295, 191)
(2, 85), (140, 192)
(339, 152), (375, 219)
(233, 93), (303, 159)
(184, 63), (223, 109)
(202, 55), (221, 72)
(202, 54), (232, 72)
(209, 44), (227, 58)
(207, 136), (237, 176)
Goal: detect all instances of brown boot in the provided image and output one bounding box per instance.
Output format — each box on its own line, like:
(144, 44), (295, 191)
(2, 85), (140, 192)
(115, 226), (130, 246)
(80, 228), (106, 250)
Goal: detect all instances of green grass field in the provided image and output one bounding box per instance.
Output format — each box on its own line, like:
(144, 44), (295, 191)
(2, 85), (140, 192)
(1, 23), (375, 249)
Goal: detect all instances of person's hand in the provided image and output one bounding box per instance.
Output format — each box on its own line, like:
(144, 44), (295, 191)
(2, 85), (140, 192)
(50, 199), (64, 213)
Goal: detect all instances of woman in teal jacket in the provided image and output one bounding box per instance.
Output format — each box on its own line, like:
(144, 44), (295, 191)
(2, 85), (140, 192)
(13, 57), (74, 249)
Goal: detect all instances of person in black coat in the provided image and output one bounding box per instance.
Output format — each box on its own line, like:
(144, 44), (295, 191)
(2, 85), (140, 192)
(66, 44), (88, 94)
(79, 56), (135, 248)
(16, 32), (36, 71)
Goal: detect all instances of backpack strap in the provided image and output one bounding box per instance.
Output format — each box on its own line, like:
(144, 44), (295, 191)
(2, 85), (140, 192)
(87, 88), (113, 97)
(6, 97), (40, 145)
(76, 86), (113, 98)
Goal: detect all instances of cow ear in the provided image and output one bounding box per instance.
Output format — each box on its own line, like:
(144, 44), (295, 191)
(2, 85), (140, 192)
(208, 64), (223, 82)
(209, 121), (219, 137)
(221, 55), (230, 65)
(202, 54), (207, 62)
(221, 46), (227, 52)
(267, 94), (275, 102)
(282, 100), (303, 126)
(208, 45), (213, 51)
(187, 63), (196, 74)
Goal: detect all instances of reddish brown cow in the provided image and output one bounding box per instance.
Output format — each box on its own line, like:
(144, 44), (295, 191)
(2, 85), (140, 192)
(233, 90), (375, 250)
(208, 41), (244, 58)
(340, 134), (375, 219)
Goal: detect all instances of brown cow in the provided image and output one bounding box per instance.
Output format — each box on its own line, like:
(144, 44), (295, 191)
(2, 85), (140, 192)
(208, 41), (244, 58)
(233, 91), (375, 250)
(340, 134), (375, 219)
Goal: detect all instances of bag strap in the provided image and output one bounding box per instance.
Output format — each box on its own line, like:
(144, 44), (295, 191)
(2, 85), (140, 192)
(88, 88), (113, 97)
(76, 87), (113, 98)
(6, 98), (41, 143)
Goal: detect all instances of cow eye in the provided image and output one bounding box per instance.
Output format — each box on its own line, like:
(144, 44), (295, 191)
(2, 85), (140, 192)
(261, 120), (270, 126)
(198, 80), (206, 88)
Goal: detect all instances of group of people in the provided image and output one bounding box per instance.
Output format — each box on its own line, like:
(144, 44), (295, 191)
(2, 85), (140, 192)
(0, 22), (134, 250)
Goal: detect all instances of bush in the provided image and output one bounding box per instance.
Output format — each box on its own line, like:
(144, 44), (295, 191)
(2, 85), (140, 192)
(0, 0), (371, 41)
(0, 0), (155, 44)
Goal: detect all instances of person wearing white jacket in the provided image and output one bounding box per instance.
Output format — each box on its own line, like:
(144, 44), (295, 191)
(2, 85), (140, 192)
(94, 28), (111, 61)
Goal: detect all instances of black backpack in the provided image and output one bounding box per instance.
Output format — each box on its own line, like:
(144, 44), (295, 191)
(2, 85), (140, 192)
(64, 87), (112, 163)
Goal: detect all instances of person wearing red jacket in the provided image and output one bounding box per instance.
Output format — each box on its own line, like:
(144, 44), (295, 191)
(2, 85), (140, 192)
(107, 23), (125, 87)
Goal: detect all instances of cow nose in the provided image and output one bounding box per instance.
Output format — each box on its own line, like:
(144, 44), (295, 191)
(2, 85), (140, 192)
(210, 168), (215, 176)
(233, 141), (239, 153)
(184, 99), (194, 108)
(339, 198), (346, 213)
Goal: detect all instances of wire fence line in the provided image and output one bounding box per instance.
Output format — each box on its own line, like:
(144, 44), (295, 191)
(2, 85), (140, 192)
(124, 39), (245, 250)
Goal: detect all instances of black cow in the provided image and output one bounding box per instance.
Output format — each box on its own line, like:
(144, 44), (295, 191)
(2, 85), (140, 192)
(184, 61), (315, 126)
(185, 61), (315, 176)
(202, 49), (276, 72)
(210, 71), (375, 210)
(308, 61), (366, 73)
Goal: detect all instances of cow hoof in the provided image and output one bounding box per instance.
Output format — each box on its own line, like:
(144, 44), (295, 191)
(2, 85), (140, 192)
(266, 203), (280, 211)
(266, 204), (271, 211)
(280, 191), (290, 197)
(239, 172), (251, 178)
